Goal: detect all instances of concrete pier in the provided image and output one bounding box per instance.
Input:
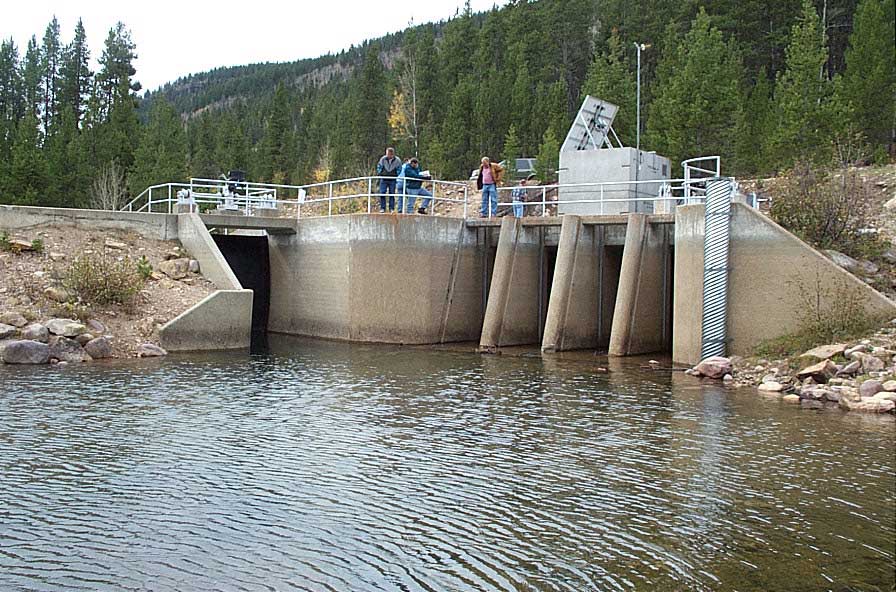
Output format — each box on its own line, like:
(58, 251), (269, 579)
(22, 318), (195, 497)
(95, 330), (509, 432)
(609, 214), (673, 356)
(479, 217), (543, 349)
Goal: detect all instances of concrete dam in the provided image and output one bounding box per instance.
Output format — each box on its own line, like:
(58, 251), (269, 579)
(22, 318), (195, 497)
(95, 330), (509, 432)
(2, 202), (894, 366)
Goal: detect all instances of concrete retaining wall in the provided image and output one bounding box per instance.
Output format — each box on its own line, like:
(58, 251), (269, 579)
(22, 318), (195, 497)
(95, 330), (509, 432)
(673, 203), (896, 364)
(177, 213), (242, 290)
(159, 290), (254, 351)
(267, 214), (483, 344)
(479, 217), (542, 348)
(0, 205), (178, 240)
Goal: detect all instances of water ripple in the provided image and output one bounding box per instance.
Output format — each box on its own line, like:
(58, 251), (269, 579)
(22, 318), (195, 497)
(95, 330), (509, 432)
(0, 336), (893, 591)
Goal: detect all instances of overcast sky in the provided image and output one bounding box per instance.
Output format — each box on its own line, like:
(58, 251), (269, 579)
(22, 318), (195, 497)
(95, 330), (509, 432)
(3, 0), (507, 93)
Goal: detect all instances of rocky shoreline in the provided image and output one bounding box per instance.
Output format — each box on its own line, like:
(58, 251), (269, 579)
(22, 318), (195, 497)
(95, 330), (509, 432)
(686, 319), (896, 414)
(0, 313), (168, 365)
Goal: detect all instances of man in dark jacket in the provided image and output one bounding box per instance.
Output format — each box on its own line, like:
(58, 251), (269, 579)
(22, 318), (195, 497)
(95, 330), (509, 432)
(400, 157), (433, 214)
(376, 147), (402, 213)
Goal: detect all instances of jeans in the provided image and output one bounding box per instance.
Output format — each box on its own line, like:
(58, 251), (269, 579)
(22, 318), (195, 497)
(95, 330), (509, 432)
(512, 198), (524, 218)
(480, 183), (498, 217)
(378, 178), (396, 211)
(403, 187), (432, 213)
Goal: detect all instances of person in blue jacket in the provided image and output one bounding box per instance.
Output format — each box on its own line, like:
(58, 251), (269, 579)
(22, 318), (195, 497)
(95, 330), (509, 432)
(400, 157), (433, 214)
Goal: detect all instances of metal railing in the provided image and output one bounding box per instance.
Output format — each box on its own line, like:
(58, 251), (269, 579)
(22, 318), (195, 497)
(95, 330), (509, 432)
(121, 176), (470, 219)
(487, 175), (720, 219)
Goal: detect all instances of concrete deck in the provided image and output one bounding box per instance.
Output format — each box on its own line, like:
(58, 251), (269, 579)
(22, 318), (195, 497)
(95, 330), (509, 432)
(199, 213), (297, 234)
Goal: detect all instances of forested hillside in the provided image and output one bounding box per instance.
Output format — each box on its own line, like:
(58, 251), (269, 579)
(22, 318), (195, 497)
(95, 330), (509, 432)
(0, 0), (893, 208)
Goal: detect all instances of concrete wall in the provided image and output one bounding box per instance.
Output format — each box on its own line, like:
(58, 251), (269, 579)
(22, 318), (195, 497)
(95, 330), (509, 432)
(0, 205), (178, 240)
(609, 214), (672, 356)
(177, 213), (242, 290)
(479, 217), (543, 348)
(673, 203), (896, 364)
(558, 149), (670, 215)
(159, 290), (254, 351)
(267, 214), (483, 344)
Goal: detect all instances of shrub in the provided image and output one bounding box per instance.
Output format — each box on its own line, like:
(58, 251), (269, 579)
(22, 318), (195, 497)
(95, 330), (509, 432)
(137, 255), (153, 279)
(30, 238), (44, 254)
(770, 162), (887, 260)
(63, 253), (146, 306)
(0, 231), (10, 252)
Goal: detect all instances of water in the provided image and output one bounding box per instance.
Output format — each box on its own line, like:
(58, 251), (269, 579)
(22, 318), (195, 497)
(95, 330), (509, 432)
(1, 336), (893, 592)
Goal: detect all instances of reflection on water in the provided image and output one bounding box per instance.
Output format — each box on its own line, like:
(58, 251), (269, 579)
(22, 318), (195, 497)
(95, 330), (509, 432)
(0, 335), (893, 591)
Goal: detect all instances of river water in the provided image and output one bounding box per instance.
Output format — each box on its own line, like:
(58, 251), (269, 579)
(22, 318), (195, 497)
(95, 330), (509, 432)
(1, 335), (893, 592)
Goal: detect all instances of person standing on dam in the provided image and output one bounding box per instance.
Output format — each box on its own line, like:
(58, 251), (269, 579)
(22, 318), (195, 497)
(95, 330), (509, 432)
(510, 174), (534, 218)
(399, 157), (433, 215)
(477, 157), (504, 217)
(376, 147), (402, 213)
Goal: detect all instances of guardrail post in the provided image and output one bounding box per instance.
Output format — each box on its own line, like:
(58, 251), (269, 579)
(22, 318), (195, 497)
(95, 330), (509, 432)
(463, 185), (468, 219)
(167, 184), (172, 214)
(328, 182), (333, 217)
(367, 178), (372, 214)
(541, 187), (547, 217)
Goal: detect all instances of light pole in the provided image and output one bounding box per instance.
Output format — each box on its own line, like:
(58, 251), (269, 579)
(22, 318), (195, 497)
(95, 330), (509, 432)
(633, 42), (650, 156)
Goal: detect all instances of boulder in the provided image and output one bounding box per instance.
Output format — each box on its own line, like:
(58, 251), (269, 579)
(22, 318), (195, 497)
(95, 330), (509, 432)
(0, 312), (28, 328)
(845, 344), (868, 357)
(43, 286), (70, 303)
(840, 397), (896, 414)
(136, 343), (167, 358)
(188, 259), (200, 273)
(158, 258), (190, 280)
(782, 394), (801, 404)
(46, 318), (88, 338)
(75, 333), (94, 346)
(856, 259), (879, 275)
(758, 381), (785, 393)
(799, 343), (847, 360)
(20, 323), (48, 343)
(0, 323), (16, 339)
(104, 240), (127, 250)
(859, 379), (884, 397)
(86, 319), (106, 335)
(796, 359), (838, 384)
(837, 360), (862, 376)
(882, 380), (896, 392)
(692, 356), (732, 379)
(84, 336), (113, 359)
(48, 252), (65, 261)
(2, 340), (50, 364)
(872, 392), (896, 403)
(8, 238), (34, 252)
(49, 336), (92, 363)
(825, 250), (859, 272)
(858, 354), (886, 374)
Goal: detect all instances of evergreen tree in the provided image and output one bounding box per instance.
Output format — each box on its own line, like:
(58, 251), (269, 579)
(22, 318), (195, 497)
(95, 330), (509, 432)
(733, 68), (773, 175)
(837, 0), (895, 157)
(646, 10), (744, 168)
(503, 124), (521, 177)
(9, 112), (47, 204)
(96, 23), (139, 120)
(580, 29), (637, 145)
(59, 19), (92, 127)
(766, 0), (833, 167)
(97, 77), (140, 173)
(442, 76), (476, 178)
(0, 39), (22, 174)
(129, 97), (187, 196)
(40, 17), (62, 132)
(44, 105), (78, 206)
(510, 57), (533, 152)
(536, 127), (560, 182)
(22, 36), (42, 119)
(261, 82), (294, 183)
(351, 45), (389, 170)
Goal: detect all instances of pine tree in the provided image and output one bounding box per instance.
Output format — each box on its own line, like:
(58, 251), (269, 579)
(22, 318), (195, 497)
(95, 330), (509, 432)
(260, 83), (294, 183)
(503, 124), (521, 177)
(10, 112), (47, 204)
(646, 10), (744, 168)
(536, 127), (560, 182)
(442, 76), (476, 179)
(766, 0), (833, 167)
(581, 28), (636, 145)
(40, 17), (62, 132)
(351, 45), (389, 170)
(733, 68), (773, 175)
(837, 0), (895, 157)
(59, 19), (92, 127)
(0, 39), (22, 176)
(129, 97), (187, 196)
(96, 23), (139, 120)
(22, 36), (42, 119)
